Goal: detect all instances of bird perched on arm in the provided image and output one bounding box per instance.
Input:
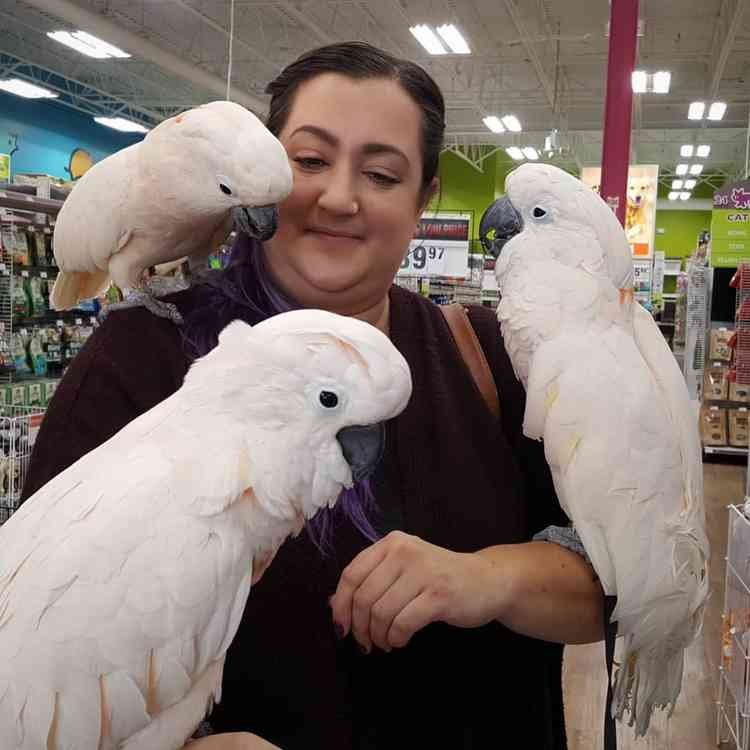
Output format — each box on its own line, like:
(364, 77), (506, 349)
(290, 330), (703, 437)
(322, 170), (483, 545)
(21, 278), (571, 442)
(479, 163), (709, 737)
(0, 309), (411, 750)
(49, 100), (293, 323)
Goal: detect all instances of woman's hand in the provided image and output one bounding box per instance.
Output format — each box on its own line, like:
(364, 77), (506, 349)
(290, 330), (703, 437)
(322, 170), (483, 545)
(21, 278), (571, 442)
(185, 732), (282, 749)
(329, 531), (510, 653)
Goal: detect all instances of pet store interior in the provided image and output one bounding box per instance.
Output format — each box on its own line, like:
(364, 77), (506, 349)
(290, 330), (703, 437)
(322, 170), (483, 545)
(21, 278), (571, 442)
(0, 0), (750, 748)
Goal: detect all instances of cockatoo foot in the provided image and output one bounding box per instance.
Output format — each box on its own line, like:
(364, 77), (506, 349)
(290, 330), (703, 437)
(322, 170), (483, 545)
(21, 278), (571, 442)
(99, 289), (184, 325)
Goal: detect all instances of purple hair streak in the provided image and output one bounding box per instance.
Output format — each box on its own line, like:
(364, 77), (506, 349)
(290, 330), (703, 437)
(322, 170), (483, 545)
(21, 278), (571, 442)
(182, 233), (381, 552)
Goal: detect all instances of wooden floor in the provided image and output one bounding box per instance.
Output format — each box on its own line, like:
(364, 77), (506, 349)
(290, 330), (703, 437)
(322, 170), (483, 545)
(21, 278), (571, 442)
(563, 461), (745, 749)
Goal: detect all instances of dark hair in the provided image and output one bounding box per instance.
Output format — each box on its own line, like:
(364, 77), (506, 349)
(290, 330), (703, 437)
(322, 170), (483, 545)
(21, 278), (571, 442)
(181, 43), (444, 550)
(265, 41), (445, 200)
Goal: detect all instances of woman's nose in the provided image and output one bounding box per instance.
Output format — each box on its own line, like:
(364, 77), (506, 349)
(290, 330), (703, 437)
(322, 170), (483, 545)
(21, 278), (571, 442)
(317, 166), (359, 216)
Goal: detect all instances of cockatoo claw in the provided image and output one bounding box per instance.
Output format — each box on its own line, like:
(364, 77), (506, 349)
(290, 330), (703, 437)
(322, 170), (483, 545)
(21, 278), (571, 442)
(99, 289), (184, 325)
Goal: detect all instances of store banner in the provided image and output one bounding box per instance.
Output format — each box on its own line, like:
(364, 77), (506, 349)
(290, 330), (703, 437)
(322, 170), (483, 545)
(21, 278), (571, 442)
(711, 181), (750, 268)
(581, 164), (659, 259)
(398, 212), (471, 278)
(0, 154), (9, 182)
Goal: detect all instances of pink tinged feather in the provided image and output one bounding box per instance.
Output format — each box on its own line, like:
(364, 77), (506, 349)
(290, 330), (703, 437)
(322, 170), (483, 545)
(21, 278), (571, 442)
(101, 670), (151, 743)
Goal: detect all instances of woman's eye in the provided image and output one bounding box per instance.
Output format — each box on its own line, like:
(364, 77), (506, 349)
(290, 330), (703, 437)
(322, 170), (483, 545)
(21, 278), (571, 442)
(294, 157), (327, 170)
(366, 171), (400, 187)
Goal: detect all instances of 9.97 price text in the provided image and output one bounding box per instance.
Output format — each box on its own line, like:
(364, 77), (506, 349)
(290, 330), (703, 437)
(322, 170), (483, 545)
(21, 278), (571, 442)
(400, 244), (446, 271)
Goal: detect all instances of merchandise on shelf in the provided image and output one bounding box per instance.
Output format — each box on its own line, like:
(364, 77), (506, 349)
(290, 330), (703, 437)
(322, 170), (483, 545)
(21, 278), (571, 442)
(704, 362), (729, 401)
(729, 408), (750, 448)
(701, 405), (728, 446)
(710, 328), (734, 361)
(730, 381), (750, 403)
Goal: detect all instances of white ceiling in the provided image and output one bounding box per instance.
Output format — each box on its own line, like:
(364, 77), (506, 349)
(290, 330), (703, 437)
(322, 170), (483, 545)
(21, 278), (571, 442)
(1, 0), (750, 186)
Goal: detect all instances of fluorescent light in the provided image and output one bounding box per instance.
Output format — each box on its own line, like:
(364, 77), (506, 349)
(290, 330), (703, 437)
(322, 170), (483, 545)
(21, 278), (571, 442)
(684, 179), (697, 189)
(672, 179), (684, 189)
(680, 192), (690, 201)
(675, 163), (689, 175)
(0, 78), (58, 99)
(482, 116), (505, 133)
(696, 144), (711, 157)
(501, 115), (522, 132)
(522, 147), (539, 160)
(708, 101), (727, 120)
(680, 145), (694, 157)
(47, 30), (130, 59)
(409, 25), (447, 55)
(668, 191), (679, 201)
(688, 101), (705, 120)
(631, 71), (647, 93)
(689, 163), (703, 175)
(435, 24), (471, 54)
(652, 71), (671, 93)
(506, 146), (525, 161)
(94, 116), (149, 133)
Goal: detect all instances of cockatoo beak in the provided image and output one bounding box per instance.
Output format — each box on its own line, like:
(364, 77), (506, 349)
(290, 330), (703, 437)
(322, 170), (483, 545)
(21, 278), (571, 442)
(232, 204), (279, 241)
(479, 195), (524, 258)
(336, 423), (386, 483)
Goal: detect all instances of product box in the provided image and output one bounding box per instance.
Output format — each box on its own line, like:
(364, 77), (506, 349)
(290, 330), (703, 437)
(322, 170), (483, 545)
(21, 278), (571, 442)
(730, 382), (750, 403)
(704, 363), (729, 401)
(9, 384), (25, 406)
(710, 328), (734, 362)
(729, 408), (750, 447)
(41, 379), (58, 406)
(701, 406), (728, 446)
(25, 382), (42, 407)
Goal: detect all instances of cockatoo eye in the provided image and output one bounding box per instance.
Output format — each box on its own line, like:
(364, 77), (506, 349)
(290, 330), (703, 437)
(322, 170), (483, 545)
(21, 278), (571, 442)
(532, 206), (548, 219)
(319, 390), (339, 409)
(219, 183), (233, 196)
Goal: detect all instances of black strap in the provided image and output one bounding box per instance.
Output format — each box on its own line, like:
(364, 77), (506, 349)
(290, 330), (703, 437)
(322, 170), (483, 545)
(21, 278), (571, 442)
(604, 594), (618, 750)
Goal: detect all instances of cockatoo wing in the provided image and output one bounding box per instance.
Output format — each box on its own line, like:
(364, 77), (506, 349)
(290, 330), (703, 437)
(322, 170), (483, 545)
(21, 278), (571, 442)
(0, 394), (256, 750)
(50, 144), (138, 309)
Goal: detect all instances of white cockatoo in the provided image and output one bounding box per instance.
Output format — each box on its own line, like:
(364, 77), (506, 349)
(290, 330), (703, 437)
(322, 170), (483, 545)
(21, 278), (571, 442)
(50, 100), (293, 320)
(479, 163), (709, 736)
(0, 309), (412, 750)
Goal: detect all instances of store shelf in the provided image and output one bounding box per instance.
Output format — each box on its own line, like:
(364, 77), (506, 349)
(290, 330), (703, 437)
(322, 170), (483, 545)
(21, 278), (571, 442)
(704, 445), (748, 456)
(663, 293), (678, 300)
(0, 190), (63, 216)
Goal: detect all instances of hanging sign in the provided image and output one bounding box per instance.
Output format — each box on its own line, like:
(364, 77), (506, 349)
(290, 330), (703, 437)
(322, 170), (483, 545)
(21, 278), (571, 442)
(398, 212), (471, 278)
(711, 181), (750, 268)
(0, 154), (9, 182)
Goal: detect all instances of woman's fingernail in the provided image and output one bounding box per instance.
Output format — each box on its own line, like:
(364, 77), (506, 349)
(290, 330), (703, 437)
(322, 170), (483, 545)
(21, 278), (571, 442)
(334, 623), (345, 639)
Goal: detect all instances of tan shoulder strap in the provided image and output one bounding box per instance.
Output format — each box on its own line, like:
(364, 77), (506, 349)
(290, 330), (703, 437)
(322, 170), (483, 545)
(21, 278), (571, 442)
(440, 303), (501, 420)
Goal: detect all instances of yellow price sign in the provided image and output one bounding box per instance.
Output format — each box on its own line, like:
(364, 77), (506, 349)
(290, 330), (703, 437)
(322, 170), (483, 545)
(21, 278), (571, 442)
(0, 154), (9, 182)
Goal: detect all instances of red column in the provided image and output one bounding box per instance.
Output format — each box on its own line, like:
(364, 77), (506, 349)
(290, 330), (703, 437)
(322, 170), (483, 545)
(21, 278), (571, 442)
(599, 0), (639, 227)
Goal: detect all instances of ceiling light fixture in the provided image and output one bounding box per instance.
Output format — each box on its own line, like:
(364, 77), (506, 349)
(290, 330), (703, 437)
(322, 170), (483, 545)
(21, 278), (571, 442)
(409, 25), (447, 55)
(48, 30), (130, 59)
(679, 192), (690, 201)
(631, 71), (647, 93)
(672, 179), (684, 189)
(0, 78), (58, 99)
(690, 164), (704, 175)
(501, 115), (522, 132)
(506, 146), (525, 161)
(482, 116), (505, 133)
(675, 163), (689, 175)
(668, 191), (679, 201)
(688, 101), (706, 120)
(522, 147), (539, 160)
(696, 144), (711, 157)
(684, 179), (697, 189)
(652, 71), (671, 93)
(94, 116), (149, 133)
(708, 101), (727, 121)
(680, 145), (694, 158)
(435, 24), (471, 54)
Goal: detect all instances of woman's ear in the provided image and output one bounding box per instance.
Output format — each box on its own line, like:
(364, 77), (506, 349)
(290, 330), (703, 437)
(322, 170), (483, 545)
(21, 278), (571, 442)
(418, 176), (440, 216)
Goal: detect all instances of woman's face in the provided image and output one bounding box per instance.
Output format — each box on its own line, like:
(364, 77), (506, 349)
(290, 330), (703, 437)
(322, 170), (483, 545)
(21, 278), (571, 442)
(264, 73), (434, 315)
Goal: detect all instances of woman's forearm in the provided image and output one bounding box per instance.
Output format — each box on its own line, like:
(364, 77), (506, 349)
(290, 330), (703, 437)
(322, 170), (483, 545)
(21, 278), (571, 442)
(477, 541), (605, 644)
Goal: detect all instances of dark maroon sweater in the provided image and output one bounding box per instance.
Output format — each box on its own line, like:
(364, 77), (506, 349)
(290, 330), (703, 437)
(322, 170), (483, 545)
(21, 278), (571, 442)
(22, 284), (569, 749)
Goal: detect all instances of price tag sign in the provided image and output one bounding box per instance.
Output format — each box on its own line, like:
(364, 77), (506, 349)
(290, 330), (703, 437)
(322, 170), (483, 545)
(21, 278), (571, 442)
(21, 270), (28, 278)
(40, 271), (48, 278)
(397, 213), (470, 279)
(56, 320), (64, 328)
(75, 318), (82, 325)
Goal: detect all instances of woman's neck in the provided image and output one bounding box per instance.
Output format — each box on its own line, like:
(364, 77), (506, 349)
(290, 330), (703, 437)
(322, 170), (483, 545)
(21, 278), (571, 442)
(350, 293), (390, 336)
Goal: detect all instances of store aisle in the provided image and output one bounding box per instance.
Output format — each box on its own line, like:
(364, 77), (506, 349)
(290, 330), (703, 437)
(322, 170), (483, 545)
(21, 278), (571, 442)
(563, 462), (744, 749)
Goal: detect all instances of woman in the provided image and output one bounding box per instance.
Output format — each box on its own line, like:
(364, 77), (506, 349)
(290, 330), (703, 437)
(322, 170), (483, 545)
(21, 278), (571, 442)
(22, 42), (604, 749)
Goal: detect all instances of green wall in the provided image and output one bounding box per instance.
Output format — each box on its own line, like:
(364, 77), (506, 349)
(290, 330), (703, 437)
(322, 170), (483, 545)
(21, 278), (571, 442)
(655, 210), (712, 258)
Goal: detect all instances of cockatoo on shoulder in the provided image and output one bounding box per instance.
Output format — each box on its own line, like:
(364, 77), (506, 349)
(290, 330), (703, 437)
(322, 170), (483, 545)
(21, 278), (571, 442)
(0, 309), (411, 749)
(479, 163), (709, 736)
(50, 100), (293, 322)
